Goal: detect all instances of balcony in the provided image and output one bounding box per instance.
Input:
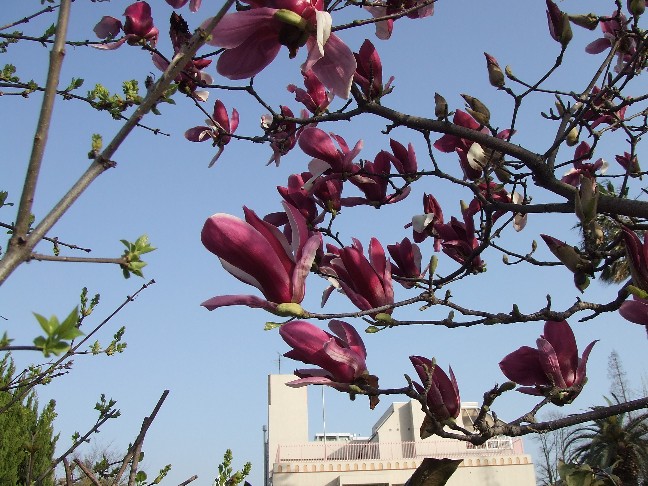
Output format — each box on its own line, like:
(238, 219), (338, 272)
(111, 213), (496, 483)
(275, 438), (524, 463)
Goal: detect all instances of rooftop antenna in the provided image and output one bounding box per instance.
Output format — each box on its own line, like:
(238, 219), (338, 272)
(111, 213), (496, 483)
(275, 352), (282, 374)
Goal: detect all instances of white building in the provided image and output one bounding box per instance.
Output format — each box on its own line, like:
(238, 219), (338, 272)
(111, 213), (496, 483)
(266, 374), (536, 486)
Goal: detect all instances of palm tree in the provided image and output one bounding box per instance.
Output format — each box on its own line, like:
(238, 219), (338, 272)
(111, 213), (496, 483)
(565, 399), (648, 485)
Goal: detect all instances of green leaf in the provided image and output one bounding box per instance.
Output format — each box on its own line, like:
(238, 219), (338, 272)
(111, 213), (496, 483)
(33, 312), (56, 336)
(47, 341), (71, 356)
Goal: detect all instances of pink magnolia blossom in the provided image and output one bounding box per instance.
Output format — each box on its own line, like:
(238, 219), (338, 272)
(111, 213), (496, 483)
(201, 202), (321, 314)
(365, 0), (434, 40)
(499, 320), (597, 405)
(278, 173), (322, 225)
(621, 226), (648, 292)
(582, 87), (627, 130)
(619, 296), (648, 337)
(151, 13), (212, 101)
(320, 238), (394, 316)
(410, 193), (444, 249)
(467, 182), (527, 232)
(353, 40), (394, 100)
(561, 141), (607, 187)
(203, 0), (356, 99)
(615, 152), (641, 175)
(410, 356), (460, 424)
(586, 12), (636, 72)
(93, 1), (158, 50)
(299, 126), (363, 176)
(347, 152), (411, 207)
(185, 100), (239, 167)
(262, 105), (303, 166)
(287, 69), (333, 115)
(433, 110), (512, 180)
(434, 206), (484, 271)
(387, 238), (424, 288)
(165, 0), (202, 12)
(280, 320), (379, 407)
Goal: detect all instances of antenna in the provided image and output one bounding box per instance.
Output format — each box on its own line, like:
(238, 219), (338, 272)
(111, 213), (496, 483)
(275, 352), (282, 373)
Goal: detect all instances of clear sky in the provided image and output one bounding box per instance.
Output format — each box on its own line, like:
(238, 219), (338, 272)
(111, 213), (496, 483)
(2, 1), (647, 485)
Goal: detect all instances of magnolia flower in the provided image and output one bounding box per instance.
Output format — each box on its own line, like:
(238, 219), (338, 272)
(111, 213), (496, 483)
(466, 183), (527, 232)
(280, 320), (379, 404)
(353, 40), (394, 100)
(410, 193), (444, 249)
(615, 152), (641, 175)
(201, 202), (321, 314)
(93, 1), (158, 50)
(277, 172), (322, 225)
(320, 238), (394, 316)
(433, 110), (511, 180)
(385, 139), (417, 178)
(387, 238), (424, 288)
(348, 152), (411, 206)
(583, 87), (627, 130)
(287, 69), (333, 115)
(299, 126), (363, 176)
(165, 0), (202, 12)
(434, 207), (484, 271)
(262, 105), (302, 167)
(619, 296), (648, 337)
(561, 141), (607, 187)
(586, 12), (636, 72)
(185, 100), (239, 167)
(621, 226), (648, 292)
(364, 0), (434, 40)
(203, 0), (356, 98)
(410, 356), (460, 426)
(151, 12), (212, 101)
(499, 320), (597, 405)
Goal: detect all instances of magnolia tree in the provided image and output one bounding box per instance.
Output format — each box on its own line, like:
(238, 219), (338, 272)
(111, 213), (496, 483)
(2, 0), (648, 484)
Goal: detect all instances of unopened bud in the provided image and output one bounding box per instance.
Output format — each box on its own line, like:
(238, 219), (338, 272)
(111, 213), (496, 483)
(434, 92), (448, 119)
(628, 0), (645, 17)
(484, 52), (505, 88)
(274, 302), (306, 317)
(574, 175), (598, 225)
(462, 94), (490, 126)
(566, 126), (579, 146)
(568, 13), (600, 30)
(499, 381), (517, 392)
(374, 313), (394, 323)
(274, 9), (308, 30)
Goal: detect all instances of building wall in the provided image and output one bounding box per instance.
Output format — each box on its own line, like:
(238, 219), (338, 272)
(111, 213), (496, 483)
(267, 375), (536, 486)
(272, 456), (536, 486)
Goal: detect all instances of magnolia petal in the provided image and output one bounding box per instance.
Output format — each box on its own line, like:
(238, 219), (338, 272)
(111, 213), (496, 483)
(585, 38), (611, 54)
(205, 9), (277, 48)
(619, 297), (648, 326)
(328, 320), (367, 358)
(536, 338), (567, 388)
(201, 294), (277, 311)
(467, 143), (486, 171)
(574, 339), (597, 387)
(308, 34), (356, 99)
(292, 233), (322, 303)
(543, 320), (578, 384)
(322, 339), (365, 381)
(216, 31), (282, 79)
(499, 346), (547, 386)
(94, 16), (122, 38)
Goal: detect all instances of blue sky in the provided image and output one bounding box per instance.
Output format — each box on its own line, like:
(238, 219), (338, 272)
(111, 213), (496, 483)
(2, 1), (647, 485)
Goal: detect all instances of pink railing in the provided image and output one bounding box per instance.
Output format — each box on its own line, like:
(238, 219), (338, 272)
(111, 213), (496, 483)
(276, 438), (524, 463)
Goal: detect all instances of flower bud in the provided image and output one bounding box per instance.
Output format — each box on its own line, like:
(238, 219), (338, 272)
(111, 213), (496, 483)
(566, 126), (579, 146)
(434, 92), (448, 119)
(274, 302), (306, 317)
(574, 175), (598, 225)
(274, 9), (308, 30)
(568, 13), (599, 30)
(546, 0), (573, 47)
(628, 0), (646, 17)
(461, 94), (490, 126)
(484, 52), (505, 88)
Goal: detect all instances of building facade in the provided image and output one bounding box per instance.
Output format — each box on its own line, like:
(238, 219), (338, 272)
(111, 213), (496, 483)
(266, 374), (536, 486)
